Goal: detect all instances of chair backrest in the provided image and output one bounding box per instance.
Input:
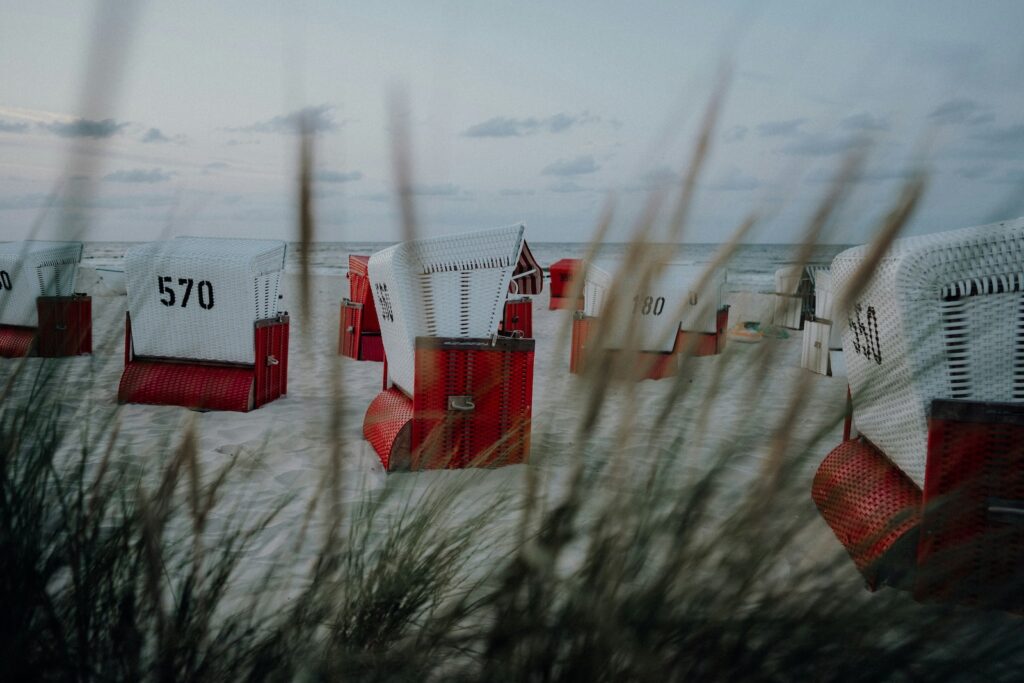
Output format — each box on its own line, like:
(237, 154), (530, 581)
(368, 224), (524, 395)
(831, 218), (1024, 488)
(124, 237), (286, 364)
(0, 241), (82, 326)
(509, 240), (543, 296)
(590, 262), (724, 353)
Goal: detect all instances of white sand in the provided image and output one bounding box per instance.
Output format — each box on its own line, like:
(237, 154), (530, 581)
(2, 267), (852, 590)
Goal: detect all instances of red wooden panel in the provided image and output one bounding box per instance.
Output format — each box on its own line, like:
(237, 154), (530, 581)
(502, 297), (533, 338)
(339, 300), (362, 359)
(812, 439), (922, 590)
(411, 337), (534, 470)
(0, 325), (36, 358)
(363, 387), (414, 470)
(570, 314), (592, 375)
(254, 315), (289, 408)
(36, 295), (92, 357)
(119, 361), (255, 412)
(548, 258), (584, 310)
(916, 400), (1024, 609)
(359, 333), (385, 362)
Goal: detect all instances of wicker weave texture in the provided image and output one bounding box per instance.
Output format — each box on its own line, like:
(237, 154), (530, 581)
(0, 241), (82, 326)
(124, 237), (285, 364)
(362, 388), (414, 470)
(832, 218), (1024, 487)
(591, 263), (724, 353)
(0, 325), (36, 357)
(367, 225), (524, 395)
(812, 439), (922, 588)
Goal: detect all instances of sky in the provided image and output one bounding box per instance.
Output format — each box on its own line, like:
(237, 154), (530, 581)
(1, 0), (1024, 244)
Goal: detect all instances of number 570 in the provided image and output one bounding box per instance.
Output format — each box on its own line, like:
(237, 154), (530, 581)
(158, 276), (215, 309)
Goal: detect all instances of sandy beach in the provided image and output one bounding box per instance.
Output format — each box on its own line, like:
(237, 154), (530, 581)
(2, 267), (853, 590)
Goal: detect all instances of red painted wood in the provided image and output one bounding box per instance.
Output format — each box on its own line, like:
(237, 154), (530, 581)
(548, 258), (584, 310)
(501, 297), (533, 338)
(36, 295), (92, 357)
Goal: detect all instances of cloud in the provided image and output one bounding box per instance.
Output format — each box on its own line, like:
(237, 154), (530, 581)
(781, 132), (866, 157)
(0, 192), (178, 211)
(226, 138), (260, 146)
(462, 112), (599, 138)
(141, 127), (173, 143)
(724, 125), (748, 143)
(315, 169), (363, 184)
(499, 188), (536, 196)
(103, 168), (174, 183)
(410, 183), (466, 198)
(231, 104), (340, 135)
(706, 168), (759, 191)
(202, 162), (229, 175)
(0, 119), (29, 134)
(928, 98), (993, 126)
(548, 180), (588, 193)
(542, 155), (599, 176)
(987, 169), (1024, 185)
(841, 112), (889, 132)
(756, 118), (806, 137)
(956, 165), (993, 180)
(970, 123), (1024, 147)
(40, 118), (127, 139)
(805, 166), (913, 184)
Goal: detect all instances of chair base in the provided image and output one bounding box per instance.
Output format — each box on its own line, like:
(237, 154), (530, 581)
(362, 336), (534, 471)
(0, 295), (92, 358)
(500, 297), (533, 338)
(570, 307), (729, 379)
(118, 313), (289, 412)
(339, 299), (385, 362)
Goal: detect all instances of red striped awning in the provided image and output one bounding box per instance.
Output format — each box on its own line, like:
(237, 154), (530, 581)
(510, 240), (543, 295)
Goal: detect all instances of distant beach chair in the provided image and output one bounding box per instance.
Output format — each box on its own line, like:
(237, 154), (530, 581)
(812, 218), (1024, 610)
(548, 258), (586, 310)
(339, 255), (385, 362)
(118, 237), (289, 412)
(570, 262), (729, 379)
(800, 267), (844, 376)
(772, 265), (828, 330)
(361, 224), (534, 471)
(501, 240), (543, 338)
(0, 241), (91, 358)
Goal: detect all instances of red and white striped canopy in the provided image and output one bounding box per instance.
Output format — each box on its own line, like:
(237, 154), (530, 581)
(509, 240), (543, 295)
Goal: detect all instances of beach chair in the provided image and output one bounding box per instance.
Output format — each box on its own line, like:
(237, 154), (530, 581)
(772, 265), (828, 330)
(0, 241), (91, 358)
(812, 218), (1024, 610)
(570, 263), (728, 379)
(548, 258), (585, 310)
(501, 240), (542, 338)
(361, 224), (534, 471)
(800, 267), (844, 376)
(118, 237), (289, 412)
(339, 255), (385, 362)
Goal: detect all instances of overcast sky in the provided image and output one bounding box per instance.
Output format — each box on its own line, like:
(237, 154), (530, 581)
(2, 0), (1024, 243)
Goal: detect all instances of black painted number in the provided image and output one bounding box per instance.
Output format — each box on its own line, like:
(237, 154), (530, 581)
(849, 303), (881, 365)
(632, 295), (666, 316)
(0, 271), (11, 290)
(158, 276), (214, 310)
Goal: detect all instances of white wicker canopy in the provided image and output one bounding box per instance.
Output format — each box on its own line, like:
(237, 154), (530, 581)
(368, 224), (525, 395)
(831, 217), (1024, 487)
(124, 237), (286, 364)
(589, 262), (724, 353)
(0, 241), (82, 326)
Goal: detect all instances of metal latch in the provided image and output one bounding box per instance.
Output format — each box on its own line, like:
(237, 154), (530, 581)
(266, 355), (280, 366)
(448, 395), (475, 412)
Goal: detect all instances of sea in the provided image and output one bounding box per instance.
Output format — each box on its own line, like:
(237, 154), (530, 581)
(82, 242), (852, 293)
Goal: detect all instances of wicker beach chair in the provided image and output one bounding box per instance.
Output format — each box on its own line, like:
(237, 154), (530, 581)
(501, 240), (542, 338)
(118, 237), (289, 412)
(339, 255), (385, 362)
(812, 218), (1024, 609)
(571, 263), (728, 378)
(362, 224), (534, 471)
(0, 241), (91, 357)
(548, 258), (585, 310)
